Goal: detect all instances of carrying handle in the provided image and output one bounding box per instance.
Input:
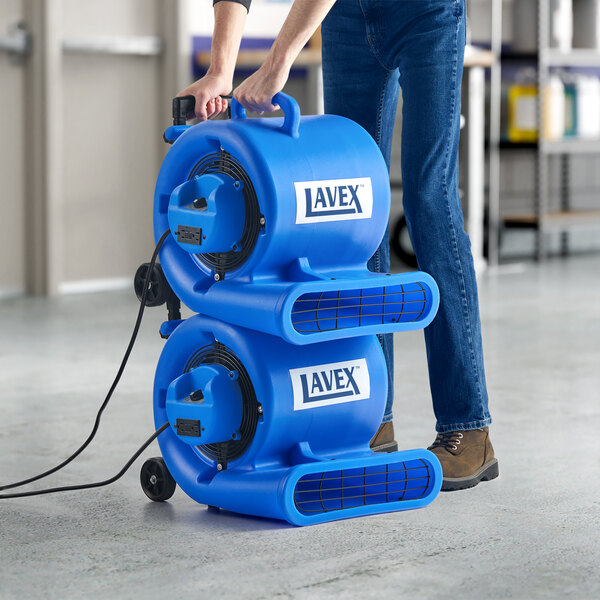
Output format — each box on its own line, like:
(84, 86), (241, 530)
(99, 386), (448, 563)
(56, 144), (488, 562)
(172, 94), (234, 124)
(230, 92), (300, 138)
(173, 92), (300, 137)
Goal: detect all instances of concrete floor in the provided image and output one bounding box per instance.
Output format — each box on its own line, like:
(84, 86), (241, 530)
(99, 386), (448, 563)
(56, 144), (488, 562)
(1, 254), (599, 599)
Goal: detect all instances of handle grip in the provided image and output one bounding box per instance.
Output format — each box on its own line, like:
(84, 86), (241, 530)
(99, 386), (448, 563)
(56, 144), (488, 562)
(172, 92), (301, 138)
(230, 92), (300, 138)
(172, 94), (235, 125)
(172, 95), (196, 126)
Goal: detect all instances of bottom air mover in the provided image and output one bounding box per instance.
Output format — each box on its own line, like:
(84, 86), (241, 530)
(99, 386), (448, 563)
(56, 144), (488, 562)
(147, 314), (442, 526)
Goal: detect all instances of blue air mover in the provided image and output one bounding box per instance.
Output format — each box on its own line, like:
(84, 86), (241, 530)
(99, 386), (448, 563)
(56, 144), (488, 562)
(139, 93), (443, 526)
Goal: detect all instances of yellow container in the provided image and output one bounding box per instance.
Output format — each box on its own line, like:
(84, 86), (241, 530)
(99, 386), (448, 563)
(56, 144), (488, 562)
(508, 84), (538, 142)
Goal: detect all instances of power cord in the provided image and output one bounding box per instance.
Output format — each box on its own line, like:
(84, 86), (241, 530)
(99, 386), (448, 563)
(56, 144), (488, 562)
(0, 229), (171, 494)
(0, 423), (169, 499)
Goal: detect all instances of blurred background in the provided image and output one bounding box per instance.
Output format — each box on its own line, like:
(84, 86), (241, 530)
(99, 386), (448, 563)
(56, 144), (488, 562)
(2, 0), (600, 298)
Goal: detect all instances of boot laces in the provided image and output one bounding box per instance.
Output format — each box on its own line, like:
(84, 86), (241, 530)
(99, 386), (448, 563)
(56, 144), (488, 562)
(429, 431), (464, 452)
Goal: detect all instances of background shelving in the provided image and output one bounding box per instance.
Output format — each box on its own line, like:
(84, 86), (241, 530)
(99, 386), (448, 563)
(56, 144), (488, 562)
(487, 0), (600, 262)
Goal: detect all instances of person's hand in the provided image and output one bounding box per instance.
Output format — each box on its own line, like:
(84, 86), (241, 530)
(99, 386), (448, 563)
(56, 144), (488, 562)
(233, 62), (290, 114)
(177, 71), (232, 122)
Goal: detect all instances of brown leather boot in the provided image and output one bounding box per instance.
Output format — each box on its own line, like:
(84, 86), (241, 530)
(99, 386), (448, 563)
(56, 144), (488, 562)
(370, 421), (398, 453)
(428, 427), (499, 491)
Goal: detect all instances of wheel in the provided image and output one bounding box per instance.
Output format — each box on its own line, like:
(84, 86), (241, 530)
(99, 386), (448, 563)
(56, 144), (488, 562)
(134, 263), (171, 307)
(391, 214), (418, 269)
(140, 457), (177, 502)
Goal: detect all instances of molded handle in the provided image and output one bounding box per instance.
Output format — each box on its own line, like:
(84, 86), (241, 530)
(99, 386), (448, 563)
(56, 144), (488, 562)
(230, 92), (300, 138)
(230, 97), (247, 120)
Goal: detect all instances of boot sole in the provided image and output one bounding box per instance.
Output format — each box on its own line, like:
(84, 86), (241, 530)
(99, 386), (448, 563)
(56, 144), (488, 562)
(440, 458), (499, 492)
(370, 440), (399, 453)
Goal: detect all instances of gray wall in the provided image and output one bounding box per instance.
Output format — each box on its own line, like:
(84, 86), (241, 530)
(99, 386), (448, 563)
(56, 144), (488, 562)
(60, 0), (160, 287)
(0, 0), (185, 297)
(0, 0), (26, 297)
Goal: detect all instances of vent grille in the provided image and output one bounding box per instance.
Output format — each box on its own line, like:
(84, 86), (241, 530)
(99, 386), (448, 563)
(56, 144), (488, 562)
(188, 151), (261, 275)
(293, 459), (432, 515)
(184, 342), (259, 464)
(291, 283), (428, 334)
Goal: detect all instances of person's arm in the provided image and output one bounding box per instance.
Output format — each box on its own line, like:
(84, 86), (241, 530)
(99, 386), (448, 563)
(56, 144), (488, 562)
(234, 0), (336, 114)
(177, 1), (248, 121)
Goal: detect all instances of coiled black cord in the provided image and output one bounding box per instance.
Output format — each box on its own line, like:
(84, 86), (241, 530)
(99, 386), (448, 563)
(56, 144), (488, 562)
(0, 229), (171, 495)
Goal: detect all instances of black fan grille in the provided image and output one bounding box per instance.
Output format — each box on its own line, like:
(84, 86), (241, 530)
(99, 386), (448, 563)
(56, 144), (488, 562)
(293, 459), (432, 516)
(291, 282), (429, 333)
(188, 151), (261, 275)
(184, 341), (259, 464)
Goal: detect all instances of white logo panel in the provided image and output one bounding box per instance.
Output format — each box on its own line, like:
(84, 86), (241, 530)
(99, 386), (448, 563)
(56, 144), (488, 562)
(294, 177), (373, 224)
(290, 358), (370, 411)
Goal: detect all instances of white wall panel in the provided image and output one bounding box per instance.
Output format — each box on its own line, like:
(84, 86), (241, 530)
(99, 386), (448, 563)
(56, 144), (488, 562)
(187, 0), (292, 37)
(0, 0), (25, 296)
(62, 0), (158, 37)
(61, 54), (158, 284)
(59, 0), (161, 287)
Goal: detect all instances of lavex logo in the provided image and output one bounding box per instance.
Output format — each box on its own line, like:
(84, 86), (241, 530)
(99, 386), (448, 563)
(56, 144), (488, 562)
(290, 359), (370, 411)
(294, 177), (373, 224)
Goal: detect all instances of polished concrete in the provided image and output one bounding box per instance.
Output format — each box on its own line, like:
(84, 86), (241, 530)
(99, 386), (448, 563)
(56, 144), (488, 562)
(1, 255), (599, 599)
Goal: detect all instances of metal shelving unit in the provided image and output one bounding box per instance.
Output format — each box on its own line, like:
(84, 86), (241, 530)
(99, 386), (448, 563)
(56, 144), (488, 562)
(546, 48), (600, 66)
(484, 0), (503, 267)
(483, 0), (503, 267)
(502, 0), (600, 260)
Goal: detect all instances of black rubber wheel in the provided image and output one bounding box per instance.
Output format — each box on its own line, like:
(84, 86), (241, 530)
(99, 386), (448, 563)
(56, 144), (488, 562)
(391, 214), (418, 269)
(134, 262), (171, 307)
(140, 457), (176, 502)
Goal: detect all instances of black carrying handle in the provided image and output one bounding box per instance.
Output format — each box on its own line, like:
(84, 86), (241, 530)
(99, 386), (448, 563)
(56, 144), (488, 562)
(172, 94), (234, 125)
(172, 95), (196, 126)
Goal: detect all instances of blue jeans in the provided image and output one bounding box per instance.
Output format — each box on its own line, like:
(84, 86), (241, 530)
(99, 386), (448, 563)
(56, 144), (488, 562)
(321, 0), (491, 432)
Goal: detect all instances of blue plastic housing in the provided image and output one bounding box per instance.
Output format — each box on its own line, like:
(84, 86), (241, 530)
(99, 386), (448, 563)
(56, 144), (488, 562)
(152, 94), (442, 525)
(166, 364), (243, 445)
(184, 269), (439, 345)
(168, 174), (245, 254)
(154, 105), (392, 283)
(154, 94), (439, 342)
(154, 315), (442, 526)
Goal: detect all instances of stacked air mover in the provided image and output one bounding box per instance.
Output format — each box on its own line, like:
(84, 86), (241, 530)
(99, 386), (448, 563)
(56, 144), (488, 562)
(145, 93), (443, 526)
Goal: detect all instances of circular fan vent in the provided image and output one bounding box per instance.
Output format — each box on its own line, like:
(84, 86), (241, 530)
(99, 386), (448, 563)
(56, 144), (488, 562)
(184, 341), (259, 465)
(188, 151), (262, 275)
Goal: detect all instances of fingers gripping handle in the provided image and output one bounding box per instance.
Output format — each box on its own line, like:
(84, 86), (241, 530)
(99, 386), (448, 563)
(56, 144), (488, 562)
(170, 93), (300, 137)
(230, 92), (300, 138)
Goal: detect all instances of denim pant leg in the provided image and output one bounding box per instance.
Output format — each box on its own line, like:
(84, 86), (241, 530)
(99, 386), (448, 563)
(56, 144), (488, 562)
(395, 0), (491, 431)
(322, 0), (491, 432)
(321, 1), (400, 424)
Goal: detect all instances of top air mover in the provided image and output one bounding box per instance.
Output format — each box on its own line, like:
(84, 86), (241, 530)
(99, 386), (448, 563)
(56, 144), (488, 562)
(141, 93), (442, 526)
(154, 93), (439, 344)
